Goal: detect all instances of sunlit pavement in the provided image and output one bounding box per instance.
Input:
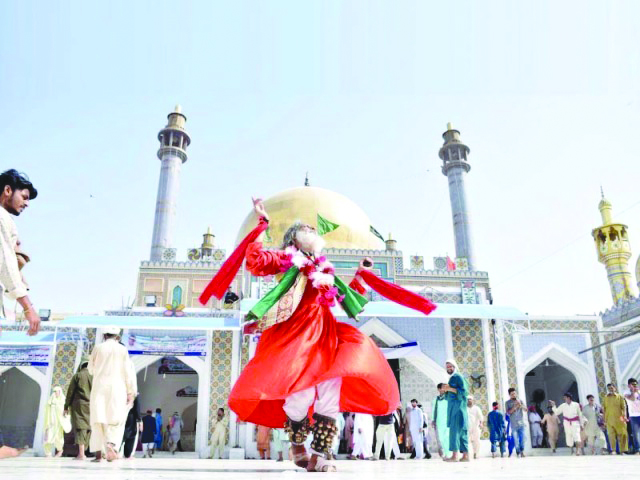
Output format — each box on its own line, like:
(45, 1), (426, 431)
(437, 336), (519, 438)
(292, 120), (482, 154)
(1, 450), (636, 480)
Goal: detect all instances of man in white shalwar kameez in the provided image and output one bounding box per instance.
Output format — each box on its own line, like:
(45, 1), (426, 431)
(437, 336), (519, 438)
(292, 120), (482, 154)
(408, 399), (425, 459)
(550, 393), (585, 456)
(88, 327), (137, 462)
(467, 395), (484, 459)
(351, 413), (374, 459)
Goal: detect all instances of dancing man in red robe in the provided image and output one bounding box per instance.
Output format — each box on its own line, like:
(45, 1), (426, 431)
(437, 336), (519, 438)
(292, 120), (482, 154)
(200, 198), (436, 472)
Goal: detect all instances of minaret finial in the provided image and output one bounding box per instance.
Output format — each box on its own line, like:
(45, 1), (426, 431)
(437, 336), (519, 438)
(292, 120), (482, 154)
(447, 122), (453, 130)
(304, 172), (310, 186)
(600, 185), (605, 199)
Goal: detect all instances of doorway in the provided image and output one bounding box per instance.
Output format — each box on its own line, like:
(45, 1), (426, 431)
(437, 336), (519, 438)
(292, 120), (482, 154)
(0, 368), (41, 447)
(525, 358), (578, 448)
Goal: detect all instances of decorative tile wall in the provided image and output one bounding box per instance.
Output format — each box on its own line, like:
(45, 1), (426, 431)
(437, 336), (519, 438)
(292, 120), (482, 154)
(589, 328), (607, 402)
(614, 338), (640, 374)
(209, 331), (233, 442)
(377, 316), (447, 366)
(51, 342), (77, 391)
(450, 318), (489, 418)
(606, 338), (618, 387)
(399, 358), (437, 409)
(519, 333), (588, 363)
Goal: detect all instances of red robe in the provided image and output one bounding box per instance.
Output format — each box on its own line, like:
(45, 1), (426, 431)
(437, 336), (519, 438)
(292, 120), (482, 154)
(229, 242), (400, 428)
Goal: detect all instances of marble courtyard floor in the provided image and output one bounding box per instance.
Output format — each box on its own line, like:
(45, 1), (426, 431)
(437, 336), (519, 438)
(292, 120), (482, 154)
(1, 451), (635, 480)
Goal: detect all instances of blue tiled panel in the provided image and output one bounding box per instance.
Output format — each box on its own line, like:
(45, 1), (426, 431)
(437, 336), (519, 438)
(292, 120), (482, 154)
(615, 338), (640, 375)
(340, 316), (447, 365)
(519, 334), (588, 363)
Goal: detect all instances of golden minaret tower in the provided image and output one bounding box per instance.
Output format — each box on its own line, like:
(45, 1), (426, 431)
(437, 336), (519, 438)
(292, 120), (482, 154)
(592, 190), (637, 305)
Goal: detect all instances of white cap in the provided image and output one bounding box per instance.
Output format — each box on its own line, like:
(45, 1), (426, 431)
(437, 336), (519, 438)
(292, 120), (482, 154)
(103, 326), (121, 335)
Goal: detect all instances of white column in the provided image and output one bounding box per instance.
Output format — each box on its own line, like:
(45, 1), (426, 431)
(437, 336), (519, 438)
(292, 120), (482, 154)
(447, 166), (476, 270)
(481, 318), (496, 408)
(229, 329), (241, 448)
(195, 332), (213, 458)
(150, 152), (183, 261)
(32, 348), (54, 456)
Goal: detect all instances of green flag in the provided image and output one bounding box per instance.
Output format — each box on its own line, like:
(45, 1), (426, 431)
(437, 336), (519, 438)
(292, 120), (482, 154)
(370, 225), (385, 243)
(317, 213), (340, 236)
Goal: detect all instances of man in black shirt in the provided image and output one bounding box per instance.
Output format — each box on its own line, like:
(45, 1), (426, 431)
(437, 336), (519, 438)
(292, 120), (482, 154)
(142, 410), (157, 458)
(223, 286), (240, 309)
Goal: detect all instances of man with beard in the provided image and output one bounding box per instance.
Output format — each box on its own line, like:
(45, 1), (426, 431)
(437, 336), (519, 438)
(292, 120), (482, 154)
(442, 359), (469, 462)
(0, 169), (40, 335)
(198, 197), (436, 472)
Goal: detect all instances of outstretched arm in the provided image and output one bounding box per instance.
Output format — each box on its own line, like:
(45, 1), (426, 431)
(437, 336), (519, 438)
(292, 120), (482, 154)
(349, 257), (373, 294)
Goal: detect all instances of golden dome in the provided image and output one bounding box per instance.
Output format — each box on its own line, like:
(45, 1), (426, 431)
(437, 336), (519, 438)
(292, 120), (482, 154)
(236, 186), (385, 250)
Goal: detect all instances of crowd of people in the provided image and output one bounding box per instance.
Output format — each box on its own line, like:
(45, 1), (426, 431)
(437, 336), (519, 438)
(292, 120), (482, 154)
(2, 177), (640, 469)
(35, 327), (192, 461)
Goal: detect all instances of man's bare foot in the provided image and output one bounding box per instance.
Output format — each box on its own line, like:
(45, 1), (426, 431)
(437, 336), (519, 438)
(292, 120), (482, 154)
(444, 453), (459, 462)
(0, 446), (27, 459)
(55, 451), (63, 457)
(73, 455), (86, 461)
(307, 454), (337, 472)
(460, 453), (470, 462)
(291, 444), (309, 469)
(105, 444), (118, 462)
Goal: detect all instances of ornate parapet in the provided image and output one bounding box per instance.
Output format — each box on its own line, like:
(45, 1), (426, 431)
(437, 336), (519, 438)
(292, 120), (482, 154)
(400, 268), (489, 278)
(601, 296), (640, 327)
(140, 260), (224, 269)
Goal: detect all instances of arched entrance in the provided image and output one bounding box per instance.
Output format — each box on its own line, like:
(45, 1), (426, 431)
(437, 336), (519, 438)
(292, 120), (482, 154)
(0, 367), (41, 447)
(136, 357), (200, 453)
(516, 342), (598, 451)
(524, 359), (578, 448)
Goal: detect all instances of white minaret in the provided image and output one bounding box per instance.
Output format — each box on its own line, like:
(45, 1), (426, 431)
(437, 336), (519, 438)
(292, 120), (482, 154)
(150, 105), (191, 261)
(439, 123), (476, 270)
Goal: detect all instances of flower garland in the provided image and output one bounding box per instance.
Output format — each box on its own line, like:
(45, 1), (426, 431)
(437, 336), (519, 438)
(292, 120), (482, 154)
(281, 246), (344, 307)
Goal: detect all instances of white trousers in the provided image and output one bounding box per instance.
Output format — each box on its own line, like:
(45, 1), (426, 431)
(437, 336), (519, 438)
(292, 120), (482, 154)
(283, 378), (341, 421)
(352, 431), (373, 458)
(470, 426), (481, 455)
(210, 428), (226, 459)
(530, 424), (543, 447)
(90, 422), (126, 453)
(410, 428), (424, 459)
(142, 442), (154, 454)
(374, 424), (400, 459)
(564, 421), (581, 447)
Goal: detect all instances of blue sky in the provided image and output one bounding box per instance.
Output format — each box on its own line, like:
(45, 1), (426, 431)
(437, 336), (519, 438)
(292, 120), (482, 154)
(1, 0), (639, 315)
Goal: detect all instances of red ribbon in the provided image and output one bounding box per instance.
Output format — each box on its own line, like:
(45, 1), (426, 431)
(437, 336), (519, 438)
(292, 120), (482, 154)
(357, 269), (437, 316)
(199, 217), (269, 304)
